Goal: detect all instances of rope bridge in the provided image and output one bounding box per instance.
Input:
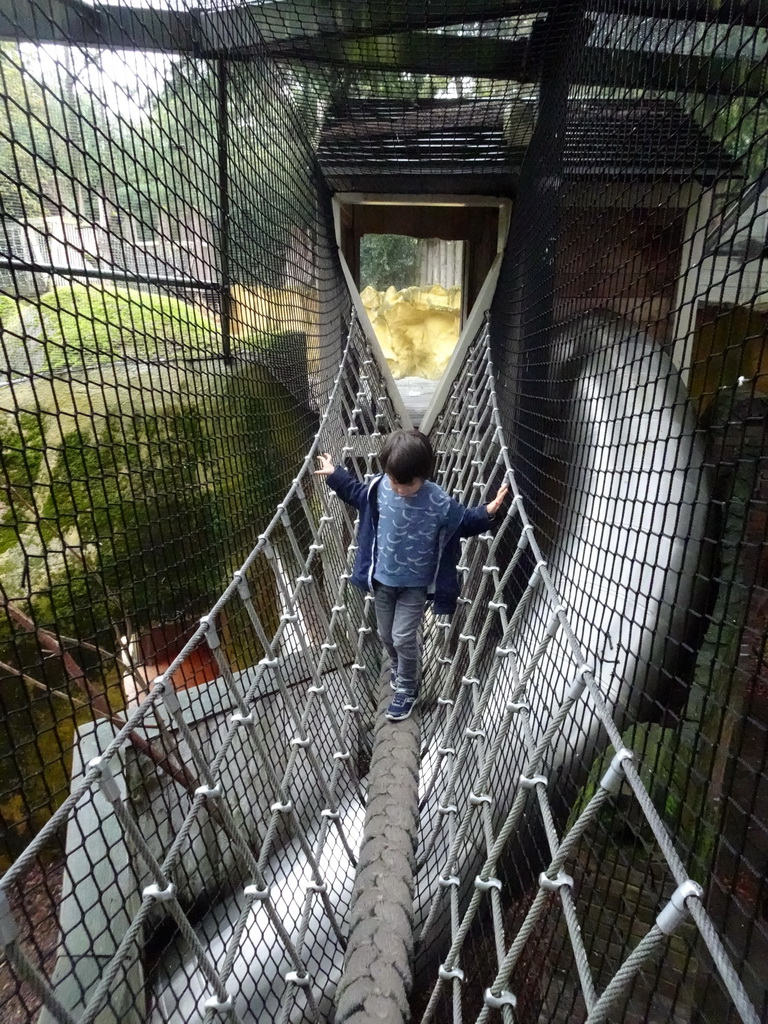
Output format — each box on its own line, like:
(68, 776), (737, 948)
(0, 311), (761, 1024)
(1, 1), (768, 1022)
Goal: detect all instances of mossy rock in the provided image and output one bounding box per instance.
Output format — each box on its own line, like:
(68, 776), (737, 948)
(1, 284), (221, 375)
(0, 356), (315, 849)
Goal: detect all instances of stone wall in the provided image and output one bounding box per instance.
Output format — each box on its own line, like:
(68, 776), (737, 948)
(360, 285), (461, 380)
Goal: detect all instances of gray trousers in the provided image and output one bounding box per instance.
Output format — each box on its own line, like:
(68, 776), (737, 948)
(373, 582), (428, 695)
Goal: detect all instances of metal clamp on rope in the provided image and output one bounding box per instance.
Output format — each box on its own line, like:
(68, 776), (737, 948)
(507, 700), (529, 714)
(520, 773), (547, 790)
(600, 748), (633, 795)
(461, 676), (480, 687)
(470, 792), (492, 806)
(321, 642), (337, 651)
(438, 656), (452, 665)
(358, 625), (372, 634)
(291, 735), (311, 748)
(343, 703), (361, 714)
(465, 727), (485, 739)
(309, 542), (325, 552)
(438, 745), (456, 756)
(271, 800), (293, 813)
(475, 875), (502, 892)
(200, 615), (220, 650)
(516, 522), (534, 545)
(482, 565), (498, 576)
(527, 566), (543, 589)
(321, 808), (340, 821)
(156, 676), (181, 716)
(285, 971), (311, 988)
(233, 570), (250, 600)
(143, 882), (176, 902)
(484, 988), (517, 1010)
(281, 612), (299, 624)
(231, 711), (253, 727)
(333, 750), (351, 761)
(566, 663), (593, 701)
(351, 662), (367, 672)
(195, 784), (221, 799)
(439, 874), (460, 888)
(296, 574), (313, 584)
(439, 964), (465, 982)
(260, 657), (278, 668)
(89, 756), (121, 804)
(457, 597), (472, 606)
(539, 871), (574, 892)
(496, 645), (514, 658)
(438, 803), (458, 815)
(489, 600), (507, 611)
(656, 880), (704, 936)
(308, 684), (326, 695)
(478, 531), (493, 541)
(436, 620), (451, 630)
(203, 996), (233, 1013)
(331, 604), (346, 614)
(437, 696), (454, 707)
(308, 881), (327, 893)
(0, 891), (18, 947)
(244, 884), (270, 901)
(546, 612), (563, 638)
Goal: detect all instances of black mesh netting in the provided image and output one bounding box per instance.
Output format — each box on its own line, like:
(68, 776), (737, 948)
(1, 1), (767, 1023)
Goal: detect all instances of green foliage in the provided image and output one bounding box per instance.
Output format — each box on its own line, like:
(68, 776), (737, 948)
(0, 360), (313, 638)
(10, 284), (220, 369)
(360, 234), (419, 291)
(0, 411), (43, 553)
(0, 43), (106, 219)
(690, 95), (768, 180)
(0, 294), (18, 325)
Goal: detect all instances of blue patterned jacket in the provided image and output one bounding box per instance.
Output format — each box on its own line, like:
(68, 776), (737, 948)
(325, 467), (494, 615)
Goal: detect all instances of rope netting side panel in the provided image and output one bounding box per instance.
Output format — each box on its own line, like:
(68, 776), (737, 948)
(412, 322), (761, 1024)
(480, 5), (768, 1024)
(0, 0), (349, 789)
(0, 313), (403, 1024)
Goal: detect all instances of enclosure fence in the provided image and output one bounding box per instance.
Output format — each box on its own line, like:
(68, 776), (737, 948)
(1, 0), (768, 1023)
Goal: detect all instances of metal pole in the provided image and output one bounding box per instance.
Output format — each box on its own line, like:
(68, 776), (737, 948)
(490, 1), (588, 485)
(217, 57), (232, 364)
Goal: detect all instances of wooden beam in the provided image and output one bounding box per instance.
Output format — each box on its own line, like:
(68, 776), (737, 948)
(208, 0), (768, 49)
(352, 204), (498, 242)
(0, 0), (196, 52)
(275, 31), (768, 97)
(2, 0), (767, 56)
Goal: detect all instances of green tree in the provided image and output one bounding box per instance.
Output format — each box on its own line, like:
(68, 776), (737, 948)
(360, 234), (419, 290)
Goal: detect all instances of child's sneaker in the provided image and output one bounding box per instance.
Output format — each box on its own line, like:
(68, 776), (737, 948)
(389, 672), (398, 692)
(385, 689), (418, 721)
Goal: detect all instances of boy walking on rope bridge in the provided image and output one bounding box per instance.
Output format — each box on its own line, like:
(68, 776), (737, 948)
(315, 430), (508, 721)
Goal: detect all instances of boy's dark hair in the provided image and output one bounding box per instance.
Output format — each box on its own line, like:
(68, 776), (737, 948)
(380, 430), (434, 483)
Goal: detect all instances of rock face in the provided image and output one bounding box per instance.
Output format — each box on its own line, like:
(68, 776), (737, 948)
(361, 285), (461, 380)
